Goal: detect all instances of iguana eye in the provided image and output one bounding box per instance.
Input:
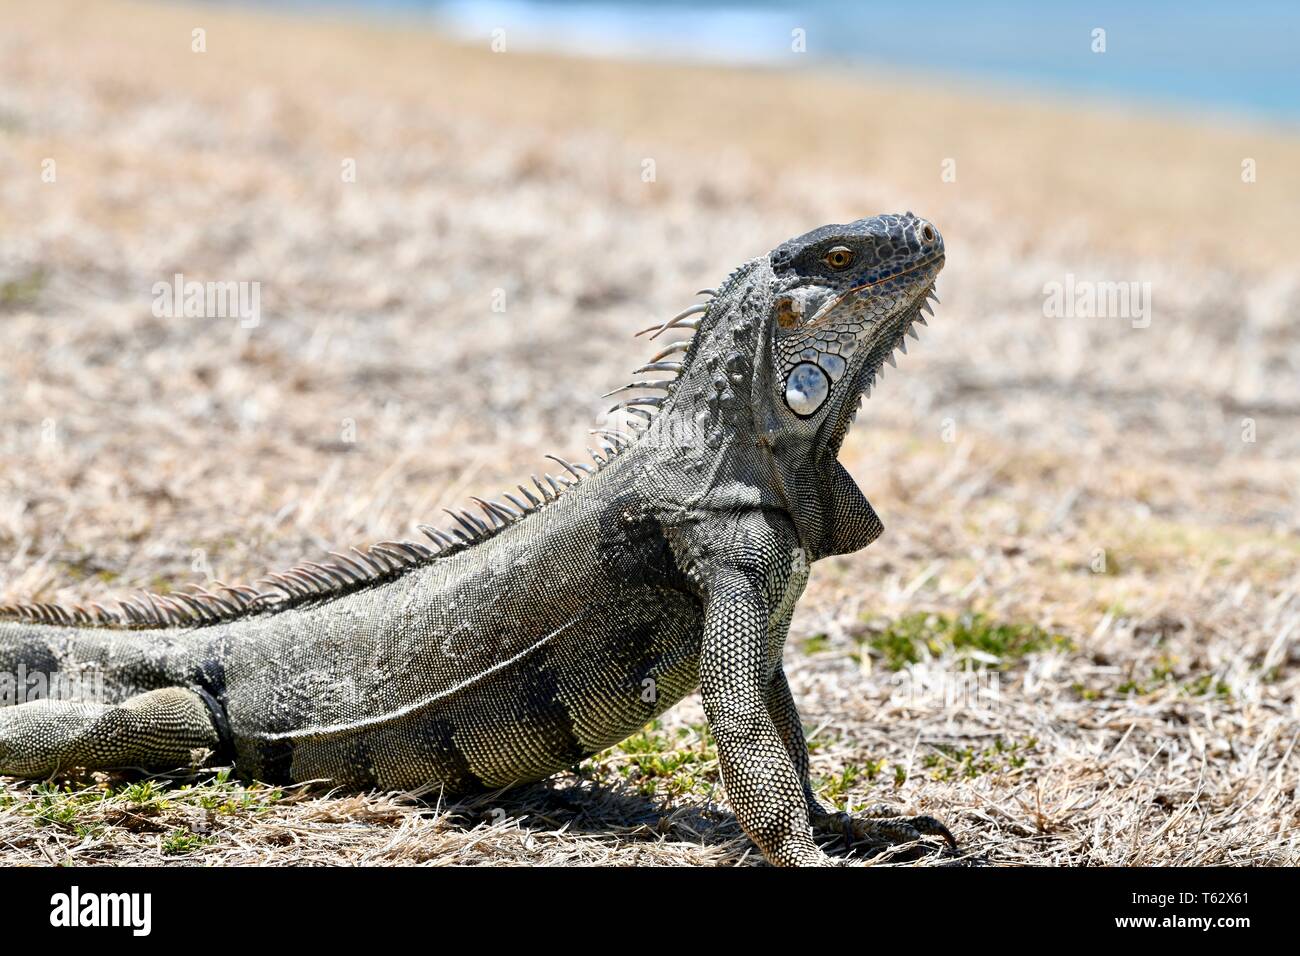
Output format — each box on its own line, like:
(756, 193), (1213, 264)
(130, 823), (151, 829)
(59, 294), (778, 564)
(822, 246), (854, 271)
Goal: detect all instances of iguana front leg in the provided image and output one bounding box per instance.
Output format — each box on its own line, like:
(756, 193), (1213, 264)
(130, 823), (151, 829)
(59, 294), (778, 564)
(699, 567), (826, 866)
(766, 665), (957, 855)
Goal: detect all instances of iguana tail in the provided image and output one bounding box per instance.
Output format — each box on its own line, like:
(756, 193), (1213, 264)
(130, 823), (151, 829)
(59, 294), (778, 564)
(0, 619), (212, 704)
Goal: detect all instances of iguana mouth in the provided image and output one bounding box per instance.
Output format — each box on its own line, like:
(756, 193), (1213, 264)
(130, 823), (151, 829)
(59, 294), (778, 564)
(825, 278), (940, 459)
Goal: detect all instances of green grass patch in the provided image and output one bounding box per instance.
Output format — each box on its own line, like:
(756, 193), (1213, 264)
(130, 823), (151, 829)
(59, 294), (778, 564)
(1115, 657), (1233, 699)
(177, 768), (284, 815)
(0, 269), (46, 311)
(25, 782), (106, 828)
(590, 721), (719, 798)
(7, 769), (287, 852)
(161, 829), (215, 856)
(800, 633), (831, 655)
(1071, 682), (1104, 701)
(858, 612), (1072, 671)
(1182, 673), (1232, 699)
(815, 759), (887, 809)
(922, 737), (1037, 782)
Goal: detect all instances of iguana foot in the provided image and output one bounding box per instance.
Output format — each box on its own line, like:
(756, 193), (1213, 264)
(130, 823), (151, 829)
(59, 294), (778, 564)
(0, 688), (222, 778)
(815, 802), (957, 856)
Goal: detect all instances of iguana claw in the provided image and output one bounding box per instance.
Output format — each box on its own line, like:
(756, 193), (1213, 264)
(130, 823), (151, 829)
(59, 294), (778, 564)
(821, 805), (958, 854)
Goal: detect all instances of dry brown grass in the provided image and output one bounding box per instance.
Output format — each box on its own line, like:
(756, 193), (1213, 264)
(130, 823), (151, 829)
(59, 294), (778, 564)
(0, 0), (1297, 865)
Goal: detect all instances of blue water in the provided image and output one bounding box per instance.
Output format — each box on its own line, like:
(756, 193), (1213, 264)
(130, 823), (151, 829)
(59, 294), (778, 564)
(267, 0), (1300, 124)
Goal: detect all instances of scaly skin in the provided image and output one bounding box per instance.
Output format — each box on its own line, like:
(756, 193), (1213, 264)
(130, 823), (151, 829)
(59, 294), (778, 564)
(0, 214), (947, 865)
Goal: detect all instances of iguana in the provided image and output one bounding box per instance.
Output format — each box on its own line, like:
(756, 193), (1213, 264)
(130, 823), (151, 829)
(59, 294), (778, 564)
(0, 213), (948, 865)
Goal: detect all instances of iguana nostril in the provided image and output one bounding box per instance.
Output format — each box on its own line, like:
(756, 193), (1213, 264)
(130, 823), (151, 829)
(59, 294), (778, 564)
(920, 224), (936, 244)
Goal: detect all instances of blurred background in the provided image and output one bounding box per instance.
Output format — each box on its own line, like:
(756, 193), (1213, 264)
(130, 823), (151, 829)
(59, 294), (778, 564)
(0, 0), (1297, 864)
(425, 0), (1300, 120)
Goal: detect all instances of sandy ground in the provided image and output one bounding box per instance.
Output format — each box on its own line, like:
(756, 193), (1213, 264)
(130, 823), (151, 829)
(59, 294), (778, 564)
(0, 0), (1297, 865)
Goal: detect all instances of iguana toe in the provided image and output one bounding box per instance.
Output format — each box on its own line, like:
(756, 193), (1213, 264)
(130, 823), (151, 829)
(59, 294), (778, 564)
(823, 808), (958, 854)
(898, 814), (958, 850)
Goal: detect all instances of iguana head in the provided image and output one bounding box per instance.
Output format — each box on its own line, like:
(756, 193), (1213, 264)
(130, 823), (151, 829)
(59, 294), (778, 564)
(727, 213), (945, 557)
(617, 213), (942, 557)
(765, 213), (944, 459)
